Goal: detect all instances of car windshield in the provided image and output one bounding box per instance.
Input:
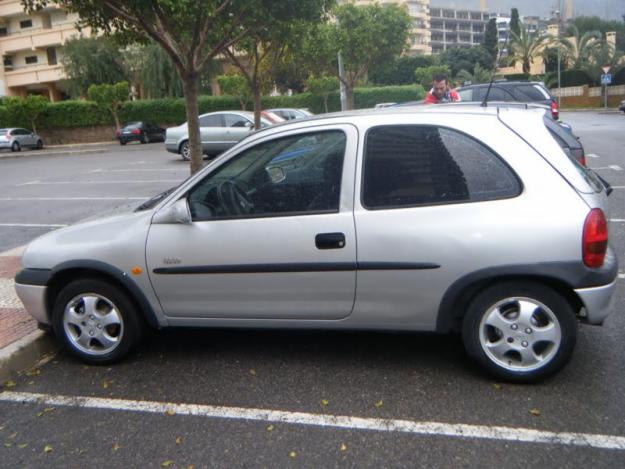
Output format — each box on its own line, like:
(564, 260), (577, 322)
(124, 122), (142, 128)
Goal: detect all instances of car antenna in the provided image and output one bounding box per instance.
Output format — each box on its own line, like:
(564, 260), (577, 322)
(481, 74), (496, 108)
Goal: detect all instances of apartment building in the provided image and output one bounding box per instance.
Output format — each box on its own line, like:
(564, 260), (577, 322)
(0, 0), (88, 101)
(340, 0), (432, 55)
(429, 6), (491, 53)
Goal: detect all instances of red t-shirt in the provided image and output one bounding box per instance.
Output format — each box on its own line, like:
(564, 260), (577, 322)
(424, 89), (460, 104)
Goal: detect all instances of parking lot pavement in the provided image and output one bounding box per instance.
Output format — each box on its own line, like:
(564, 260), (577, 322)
(1, 115), (625, 467)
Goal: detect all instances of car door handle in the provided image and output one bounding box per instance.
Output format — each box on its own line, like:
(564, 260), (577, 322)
(315, 232), (346, 250)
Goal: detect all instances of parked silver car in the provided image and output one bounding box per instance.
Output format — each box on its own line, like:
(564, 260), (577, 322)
(15, 106), (616, 382)
(0, 127), (44, 151)
(165, 111), (271, 160)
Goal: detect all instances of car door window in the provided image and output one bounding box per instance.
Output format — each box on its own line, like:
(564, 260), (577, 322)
(362, 125), (521, 209)
(187, 130), (347, 221)
(512, 84), (551, 102)
(198, 115), (223, 127)
(225, 114), (251, 128)
(474, 87), (511, 101)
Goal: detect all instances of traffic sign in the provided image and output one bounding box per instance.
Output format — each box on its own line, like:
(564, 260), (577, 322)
(601, 74), (612, 85)
(602, 65), (611, 74)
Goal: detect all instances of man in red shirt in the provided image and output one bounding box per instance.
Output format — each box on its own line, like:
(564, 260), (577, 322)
(424, 73), (460, 104)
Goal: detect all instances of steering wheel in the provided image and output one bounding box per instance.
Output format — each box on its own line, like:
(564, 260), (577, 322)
(217, 180), (254, 216)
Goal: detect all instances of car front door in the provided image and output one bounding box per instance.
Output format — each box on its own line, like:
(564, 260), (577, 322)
(199, 114), (227, 153)
(224, 113), (254, 145)
(146, 125), (358, 321)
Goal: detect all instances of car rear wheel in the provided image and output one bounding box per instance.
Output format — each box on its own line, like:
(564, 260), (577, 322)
(11, 141), (20, 152)
(180, 141), (190, 160)
(141, 132), (148, 144)
(462, 281), (577, 383)
(52, 279), (143, 364)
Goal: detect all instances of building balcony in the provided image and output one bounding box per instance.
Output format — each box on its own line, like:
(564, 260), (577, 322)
(4, 63), (64, 87)
(0, 22), (88, 54)
(0, 0), (30, 17)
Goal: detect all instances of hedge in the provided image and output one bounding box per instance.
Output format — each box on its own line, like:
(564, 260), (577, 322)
(0, 84), (425, 130)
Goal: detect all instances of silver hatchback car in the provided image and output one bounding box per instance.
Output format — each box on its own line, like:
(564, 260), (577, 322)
(15, 106), (617, 382)
(0, 127), (44, 151)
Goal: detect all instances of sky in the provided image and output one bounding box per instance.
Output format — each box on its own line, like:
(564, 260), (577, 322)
(431, 0), (625, 20)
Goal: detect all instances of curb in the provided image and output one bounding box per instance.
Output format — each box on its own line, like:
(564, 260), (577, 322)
(0, 330), (59, 383)
(0, 147), (111, 160)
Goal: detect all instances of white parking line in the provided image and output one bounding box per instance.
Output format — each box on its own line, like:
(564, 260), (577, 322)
(1, 391), (625, 451)
(91, 169), (183, 173)
(611, 219), (625, 222)
(0, 223), (67, 227)
(610, 187), (625, 189)
(591, 166), (623, 171)
(618, 273), (625, 279)
(586, 153), (600, 159)
(0, 197), (148, 201)
(19, 180), (180, 185)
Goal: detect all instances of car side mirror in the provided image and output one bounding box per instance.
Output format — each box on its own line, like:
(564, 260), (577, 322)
(152, 198), (191, 224)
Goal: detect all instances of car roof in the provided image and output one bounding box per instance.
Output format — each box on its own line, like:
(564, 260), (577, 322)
(199, 110), (255, 118)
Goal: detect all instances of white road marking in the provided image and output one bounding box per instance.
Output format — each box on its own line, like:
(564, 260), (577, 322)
(1, 391), (625, 451)
(610, 186), (625, 189)
(0, 197), (148, 201)
(618, 273), (625, 279)
(91, 169), (182, 173)
(19, 180), (180, 185)
(0, 223), (66, 228)
(586, 153), (600, 159)
(611, 219), (625, 222)
(591, 166), (623, 171)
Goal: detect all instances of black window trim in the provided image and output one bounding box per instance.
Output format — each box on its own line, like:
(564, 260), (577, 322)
(360, 124), (523, 211)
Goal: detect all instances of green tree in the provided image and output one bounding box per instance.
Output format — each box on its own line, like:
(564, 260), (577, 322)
(305, 74), (339, 112)
(559, 25), (603, 70)
(217, 74), (251, 110)
(87, 81), (129, 130)
(483, 18), (499, 61)
(568, 16), (625, 52)
(508, 22), (549, 74)
(60, 36), (127, 98)
(584, 41), (625, 84)
(510, 8), (520, 38)
(457, 64), (492, 85)
(438, 46), (494, 77)
(4, 95), (49, 133)
(136, 43), (183, 99)
(25, 0), (322, 175)
(414, 65), (450, 89)
(305, 3), (411, 110)
(369, 55), (435, 86)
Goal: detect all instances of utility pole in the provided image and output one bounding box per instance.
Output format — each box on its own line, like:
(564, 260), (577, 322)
(338, 52), (347, 111)
(556, 1), (563, 108)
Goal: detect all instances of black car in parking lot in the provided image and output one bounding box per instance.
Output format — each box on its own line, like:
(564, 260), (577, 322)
(455, 81), (560, 120)
(116, 122), (166, 145)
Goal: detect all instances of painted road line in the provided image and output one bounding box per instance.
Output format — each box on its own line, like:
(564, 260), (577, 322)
(611, 219), (625, 222)
(586, 153), (600, 159)
(0, 223), (67, 228)
(618, 273), (625, 279)
(91, 169), (183, 173)
(0, 197), (148, 201)
(591, 166), (623, 171)
(18, 180), (181, 185)
(610, 187), (625, 189)
(1, 391), (625, 451)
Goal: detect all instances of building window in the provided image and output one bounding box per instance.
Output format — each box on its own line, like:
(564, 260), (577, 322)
(25, 55), (38, 65)
(0, 27), (8, 37)
(20, 19), (33, 29)
(47, 47), (57, 65)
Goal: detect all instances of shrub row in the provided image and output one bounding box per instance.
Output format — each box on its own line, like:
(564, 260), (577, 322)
(0, 85), (425, 129)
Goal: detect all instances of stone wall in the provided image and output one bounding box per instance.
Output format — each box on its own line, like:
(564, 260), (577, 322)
(38, 125), (117, 145)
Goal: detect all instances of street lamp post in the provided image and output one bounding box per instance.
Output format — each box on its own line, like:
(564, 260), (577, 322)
(556, 2), (562, 108)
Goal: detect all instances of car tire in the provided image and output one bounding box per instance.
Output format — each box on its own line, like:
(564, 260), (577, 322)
(180, 141), (190, 161)
(462, 281), (577, 383)
(141, 133), (148, 144)
(11, 141), (20, 152)
(120, 140), (127, 146)
(35, 140), (43, 150)
(52, 278), (144, 365)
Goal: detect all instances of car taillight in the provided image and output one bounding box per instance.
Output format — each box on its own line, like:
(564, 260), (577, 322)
(131, 128), (141, 135)
(572, 148), (586, 167)
(583, 208), (608, 268)
(551, 99), (559, 120)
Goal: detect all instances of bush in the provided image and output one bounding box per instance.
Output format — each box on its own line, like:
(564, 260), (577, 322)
(0, 85), (427, 129)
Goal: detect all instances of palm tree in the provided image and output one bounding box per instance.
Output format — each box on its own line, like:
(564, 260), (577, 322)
(457, 64), (493, 85)
(584, 41), (625, 84)
(558, 25), (603, 70)
(508, 23), (549, 74)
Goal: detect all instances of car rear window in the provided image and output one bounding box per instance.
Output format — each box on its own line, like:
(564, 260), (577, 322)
(362, 125), (521, 209)
(512, 85), (550, 102)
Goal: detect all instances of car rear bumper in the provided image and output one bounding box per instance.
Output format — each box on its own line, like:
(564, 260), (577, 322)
(575, 278), (617, 325)
(165, 140), (179, 154)
(0, 142), (13, 148)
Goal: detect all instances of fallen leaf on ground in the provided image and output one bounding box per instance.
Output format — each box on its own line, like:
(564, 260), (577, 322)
(374, 400), (383, 408)
(266, 425), (274, 431)
(101, 380), (111, 389)
(492, 383), (502, 390)
(9, 433), (17, 439)
(249, 369), (256, 376)
(26, 368), (41, 376)
(4, 443), (11, 448)
(112, 443), (122, 451)
(18, 443), (28, 449)
(27, 381), (35, 385)
(187, 465), (195, 469)
(175, 437), (182, 445)
(36, 407), (55, 417)
(165, 409), (176, 416)
(320, 399), (329, 406)
(529, 408), (541, 416)
(340, 443), (347, 451)
(44, 445), (53, 453)
(289, 451), (297, 458)
(161, 460), (174, 468)
(3, 380), (16, 388)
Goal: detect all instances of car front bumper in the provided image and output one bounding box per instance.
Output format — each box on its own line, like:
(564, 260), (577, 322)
(14, 282), (49, 325)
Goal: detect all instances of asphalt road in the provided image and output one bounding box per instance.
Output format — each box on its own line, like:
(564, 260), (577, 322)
(1, 113), (625, 468)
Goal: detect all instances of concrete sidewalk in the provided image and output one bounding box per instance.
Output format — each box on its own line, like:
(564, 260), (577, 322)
(0, 141), (117, 159)
(0, 246), (57, 381)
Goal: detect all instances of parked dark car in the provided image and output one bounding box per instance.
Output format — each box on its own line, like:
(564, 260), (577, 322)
(116, 122), (166, 145)
(455, 81), (560, 120)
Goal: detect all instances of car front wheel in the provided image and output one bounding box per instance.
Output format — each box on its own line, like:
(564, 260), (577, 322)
(52, 279), (143, 364)
(462, 281), (577, 383)
(180, 141), (190, 160)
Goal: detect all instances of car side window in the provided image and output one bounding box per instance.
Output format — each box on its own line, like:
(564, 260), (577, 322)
(362, 125), (521, 209)
(225, 114), (251, 128)
(199, 115), (223, 127)
(187, 130), (347, 221)
(513, 85), (550, 102)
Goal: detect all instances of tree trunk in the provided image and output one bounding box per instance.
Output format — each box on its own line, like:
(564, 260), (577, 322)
(182, 73), (203, 175)
(345, 85), (355, 111)
(253, 84), (262, 129)
(111, 109), (121, 131)
(323, 95), (329, 113)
